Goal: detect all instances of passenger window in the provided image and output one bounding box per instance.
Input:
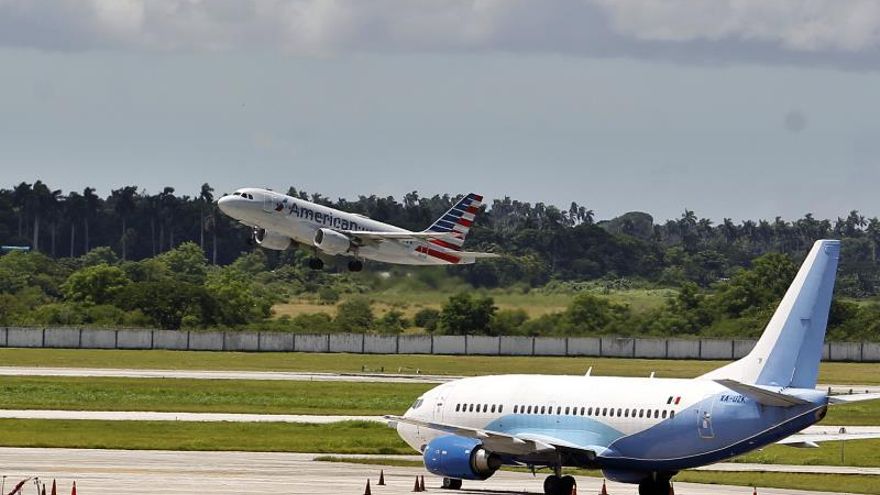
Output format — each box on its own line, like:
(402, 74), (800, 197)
(670, 411), (675, 418)
(491, 404), (496, 413)
(639, 409), (644, 418)
(483, 404), (488, 413)
(602, 407), (607, 416)
(654, 410), (659, 418)
(609, 409), (615, 417)
(540, 406), (546, 414)
(616, 408), (621, 417)
(513, 405), (518, 414)
(662, 410), (668, 419)
(565, 407), (570, 415)
(455, 404), (460, 412)
(499, 405), (503, 413)
(469, 404), (474, 412)
(556, 406), (562, 414)
(527, 406), (532, 414)
(588, 407), (593, 416)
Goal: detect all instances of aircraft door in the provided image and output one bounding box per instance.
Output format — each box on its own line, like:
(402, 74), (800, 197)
(697, 395), (716, 439)
(433, 384), (454, 422)
(263, 192), (283, 213)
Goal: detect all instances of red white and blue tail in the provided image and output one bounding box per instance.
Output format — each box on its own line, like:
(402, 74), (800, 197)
(422, 193), (483, 251)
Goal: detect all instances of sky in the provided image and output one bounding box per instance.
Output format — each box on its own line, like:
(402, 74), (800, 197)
(2, 0), (880, 222)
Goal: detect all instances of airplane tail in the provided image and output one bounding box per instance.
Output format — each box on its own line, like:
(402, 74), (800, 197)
(701, 239), (840, 389)
(422, 193), (484, 251)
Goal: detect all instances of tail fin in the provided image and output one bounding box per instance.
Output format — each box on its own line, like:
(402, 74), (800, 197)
(701, 239), (840, 389)
(423, 193), (484, 251)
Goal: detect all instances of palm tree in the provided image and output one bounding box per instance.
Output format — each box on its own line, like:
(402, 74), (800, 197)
(11, 182), (32, 243)
(64, 192), (84, 257)
(29, 180), (54, 252)
(111, 185), (138, 260)
(198, 183), (214, 253)
(82, 187), (100, 253)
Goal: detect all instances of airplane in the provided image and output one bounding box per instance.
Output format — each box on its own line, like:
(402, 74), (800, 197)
(217, 188), (498, 271)
(387, 240), (880, 495)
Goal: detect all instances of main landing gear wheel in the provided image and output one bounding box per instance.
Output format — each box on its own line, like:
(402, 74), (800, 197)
(543, 474), (576, 495)
(347, 259), (364, 272)
(441, 477), (462, 490)
(638, 477), (671, 495)
(307, 257), (324, 270)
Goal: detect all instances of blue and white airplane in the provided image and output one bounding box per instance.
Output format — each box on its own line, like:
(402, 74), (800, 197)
(217, 188), (497, 271)
(388, 240), (880, 495)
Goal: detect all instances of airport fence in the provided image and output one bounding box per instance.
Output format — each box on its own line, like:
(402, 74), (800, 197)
(0, 327), (878, 362)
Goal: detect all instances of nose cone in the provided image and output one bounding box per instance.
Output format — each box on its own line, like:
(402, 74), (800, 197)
(217, 195), (235, 216)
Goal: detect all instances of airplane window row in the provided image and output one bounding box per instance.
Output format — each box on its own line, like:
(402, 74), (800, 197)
(511, 404), (674, 420)
(455, 403), (504, 414)
(233, 192), (254, 200)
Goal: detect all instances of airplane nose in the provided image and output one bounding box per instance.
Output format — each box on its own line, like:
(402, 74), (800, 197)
(217, 195), (234, 215)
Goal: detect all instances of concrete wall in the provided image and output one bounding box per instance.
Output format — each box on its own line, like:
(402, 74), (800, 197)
(224, 332), (259, 352)
(666, 339), (700, 359)
(44, 328), (81, 348)
(117, 329), (153, 350)
(153, 330), (189, 350)
(7, 327), (43, 348)
(499, 336), (533, 356)
(3, 327), (878, 362)
(602, 337), (634, 358)
(534, 337), (566, 356)
(700, 339), (734, 360)
(398, 335), (432, 354)
(329, 333), (363, 353)
(258, 332), (294, 352)
(433, 335), (466, 355)
(829, 342), (862, 362)
(364, 335), (398, 354)
(566, 337), (600, 357)
(466, 336), (499, 355)
(634, 338), (666, 359)
(295, 334), (329, 353)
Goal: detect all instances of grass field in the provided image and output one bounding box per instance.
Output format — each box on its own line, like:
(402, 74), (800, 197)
(0, 419), (409, 453)
(0, 377), (431, 415)
(2, 348), (878, 385)
(273, 287), (673, 322)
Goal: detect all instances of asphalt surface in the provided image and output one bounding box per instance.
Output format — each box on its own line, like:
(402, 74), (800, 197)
(0, 448), (863, 495)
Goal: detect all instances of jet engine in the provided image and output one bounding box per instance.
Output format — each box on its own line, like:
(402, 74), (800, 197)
(423, 435), (501, 481)
(313, 228), (352, 255)
(255, 229), (292, 251)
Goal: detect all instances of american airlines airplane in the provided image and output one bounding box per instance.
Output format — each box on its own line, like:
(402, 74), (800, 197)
(388, 240), (880, 495)
(217, 188), (497, 271)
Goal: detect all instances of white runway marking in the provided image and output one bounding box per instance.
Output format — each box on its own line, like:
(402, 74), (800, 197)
(0, 448), (858, 495)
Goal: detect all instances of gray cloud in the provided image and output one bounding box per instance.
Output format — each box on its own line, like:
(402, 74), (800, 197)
(2, 0), (880, 68)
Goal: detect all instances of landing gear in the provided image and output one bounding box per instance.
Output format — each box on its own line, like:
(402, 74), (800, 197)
(543, 474), (576, 495)
(638, 476), (671, 495)
(441, 477), (461, 490)
(307, 257), (324, 270)
(347, 259), (364, 272)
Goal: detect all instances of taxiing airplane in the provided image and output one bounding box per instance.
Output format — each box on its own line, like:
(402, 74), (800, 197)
(217, 188), (497, 271)
(387, 240), (880, 495)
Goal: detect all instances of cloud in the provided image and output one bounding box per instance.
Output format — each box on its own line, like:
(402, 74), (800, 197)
(2, 0), (880, 68)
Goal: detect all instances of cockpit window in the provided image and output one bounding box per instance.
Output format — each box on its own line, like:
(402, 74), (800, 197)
(410, 398), (424, 410)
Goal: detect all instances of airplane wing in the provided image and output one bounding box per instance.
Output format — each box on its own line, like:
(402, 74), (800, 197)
(777, 430), (880, 448)
(384, 415), (602, 459)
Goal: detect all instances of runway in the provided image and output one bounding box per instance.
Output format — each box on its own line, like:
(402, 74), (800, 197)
(0, 448), (861, 495)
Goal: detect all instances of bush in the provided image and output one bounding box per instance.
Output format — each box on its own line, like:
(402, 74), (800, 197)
(439, 292), (496, 335)
(413, 308), (441, 332)
(489, 309), (529, 335)
(334, 297), (374, 333)
(375, 310), (407, 334)
(318, 286), (341, 305)
(62, 264), (131, 305)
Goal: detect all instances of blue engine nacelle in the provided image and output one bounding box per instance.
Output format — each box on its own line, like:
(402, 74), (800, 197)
(423, 435), (501, 481)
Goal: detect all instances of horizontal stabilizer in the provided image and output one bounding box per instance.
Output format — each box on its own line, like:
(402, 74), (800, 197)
(828, 392), (880, 405)
(458, 251), (501, 259)
(714, 379), (810, 407)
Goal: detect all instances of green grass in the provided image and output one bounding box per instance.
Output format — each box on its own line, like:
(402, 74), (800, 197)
(0, 419), (411, 453)
(316, 456), (880, 495)
(734, 439), (880, 467)
(1, 348), (878, 385)
(0, 377), (431, 415)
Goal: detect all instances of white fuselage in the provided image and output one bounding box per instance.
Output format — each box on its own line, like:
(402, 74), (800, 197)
(217, 188), (468, 265)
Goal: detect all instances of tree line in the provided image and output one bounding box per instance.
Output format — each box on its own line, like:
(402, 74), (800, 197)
(2, 180), (880, 297)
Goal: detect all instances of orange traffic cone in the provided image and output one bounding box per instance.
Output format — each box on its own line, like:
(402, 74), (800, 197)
(753, 488), (758, 495)
(412, 476), (421, 492)
(378, 470), (385, 486)
(364, 479), (372, 495)
(668, 481), (674, 495)
(51, 480), (57, 495)
(420, 475), (426, 491)
(570, 482), (577, 495)
(41, 485), (46, 495)
(599, 479), (608, 495)
(71, 481), (76, 495)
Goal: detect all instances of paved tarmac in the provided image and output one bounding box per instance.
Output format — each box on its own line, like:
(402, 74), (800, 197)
(0, 409), (383, 423)
(0, 448), (863, 495)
